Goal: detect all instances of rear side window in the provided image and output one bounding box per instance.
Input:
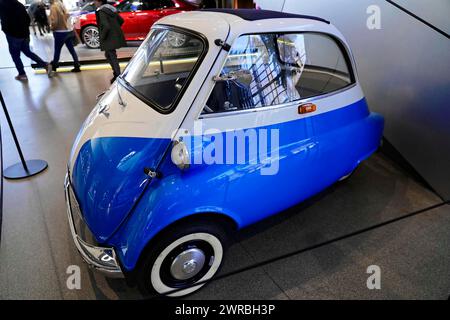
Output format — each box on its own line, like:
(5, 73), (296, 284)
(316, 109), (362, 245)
(117, 0), (140, 12)
(202, 32), (354, 115)
(141, 0), (175, 10)
(159, 0), (175, 8)
(81, 3), (95, 11)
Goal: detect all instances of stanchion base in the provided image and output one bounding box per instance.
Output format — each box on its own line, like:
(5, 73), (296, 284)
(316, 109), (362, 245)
(4, 159), (48, 180)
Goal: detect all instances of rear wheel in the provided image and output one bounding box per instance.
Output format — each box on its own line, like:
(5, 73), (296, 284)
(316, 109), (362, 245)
(136, 221), (228, 298)
(82, 26), (100, 49)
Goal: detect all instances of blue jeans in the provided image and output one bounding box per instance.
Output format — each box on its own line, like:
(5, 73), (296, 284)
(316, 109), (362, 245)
(52, 31), (80, 69)
(6, 35), (48, 75)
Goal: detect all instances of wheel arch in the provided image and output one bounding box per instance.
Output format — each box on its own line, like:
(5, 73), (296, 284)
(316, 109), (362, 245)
(123, 212), (238, 285)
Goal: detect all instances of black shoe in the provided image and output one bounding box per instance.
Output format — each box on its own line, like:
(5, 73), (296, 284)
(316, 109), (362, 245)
(71, 67), (81, 73)
(47, 63), (54, 78)
(110, 76), (117, 84)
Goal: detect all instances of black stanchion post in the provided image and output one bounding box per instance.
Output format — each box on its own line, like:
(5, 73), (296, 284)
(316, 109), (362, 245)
(0, 90), (48, 180)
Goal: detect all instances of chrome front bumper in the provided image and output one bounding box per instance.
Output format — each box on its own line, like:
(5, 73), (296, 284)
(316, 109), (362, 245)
(64, 174), (124, 278)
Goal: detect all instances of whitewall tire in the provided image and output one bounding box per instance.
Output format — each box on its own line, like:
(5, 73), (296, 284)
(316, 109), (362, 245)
(136, 221), (228, 298)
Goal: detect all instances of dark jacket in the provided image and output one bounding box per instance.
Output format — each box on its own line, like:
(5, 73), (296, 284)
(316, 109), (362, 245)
(95, 4), (126, 51)
(0, 0), (31, 38)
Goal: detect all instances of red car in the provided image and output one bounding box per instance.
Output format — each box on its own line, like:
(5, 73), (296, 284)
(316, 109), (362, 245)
(75, 0), (197, 49)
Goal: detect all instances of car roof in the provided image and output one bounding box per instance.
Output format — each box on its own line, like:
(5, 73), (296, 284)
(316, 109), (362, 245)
(156, 9), (346, 49)
(200, 8), (330, 24)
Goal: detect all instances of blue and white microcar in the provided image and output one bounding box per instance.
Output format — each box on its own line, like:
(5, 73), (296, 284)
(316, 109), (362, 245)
(65, 9), (384, 297)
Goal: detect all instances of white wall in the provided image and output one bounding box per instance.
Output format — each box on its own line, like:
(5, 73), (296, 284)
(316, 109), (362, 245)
(256, 0), (450, 200)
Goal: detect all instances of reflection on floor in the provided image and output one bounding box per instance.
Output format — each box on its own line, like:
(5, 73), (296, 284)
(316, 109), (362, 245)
(0, 48), (449, 299)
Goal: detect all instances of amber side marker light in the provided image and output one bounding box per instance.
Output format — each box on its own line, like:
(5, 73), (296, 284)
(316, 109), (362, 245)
(298, 103), (317, 114)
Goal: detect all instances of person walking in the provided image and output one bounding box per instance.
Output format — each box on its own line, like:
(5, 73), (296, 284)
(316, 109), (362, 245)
(0, 0), (49, 81)
(48, 0), (81, 76)
(94, 0), (126, 83)
(34, 1), (50, 36)
(27, 0), (39, 36)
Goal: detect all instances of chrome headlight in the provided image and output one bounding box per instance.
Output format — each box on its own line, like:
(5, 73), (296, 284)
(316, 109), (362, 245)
(171, 140), (190, 170)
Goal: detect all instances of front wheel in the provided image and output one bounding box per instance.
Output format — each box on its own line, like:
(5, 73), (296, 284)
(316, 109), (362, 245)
(136, 221), (228, 298)
(81, 26), (100, 49)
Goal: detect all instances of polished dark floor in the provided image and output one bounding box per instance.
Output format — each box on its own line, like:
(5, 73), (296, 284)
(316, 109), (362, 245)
(0, 34), (449, 300)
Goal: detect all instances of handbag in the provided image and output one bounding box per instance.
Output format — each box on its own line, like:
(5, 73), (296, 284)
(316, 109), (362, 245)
(66, 14), (80, 46)
(72, 30), (81, 46)
(66, 30), (80, 46)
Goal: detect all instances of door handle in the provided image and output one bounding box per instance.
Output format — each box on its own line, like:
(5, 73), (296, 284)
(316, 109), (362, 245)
(298, 103), (317, 114)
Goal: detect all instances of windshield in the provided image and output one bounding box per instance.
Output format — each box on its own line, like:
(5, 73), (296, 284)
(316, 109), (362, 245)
(121, 28), (205, 112)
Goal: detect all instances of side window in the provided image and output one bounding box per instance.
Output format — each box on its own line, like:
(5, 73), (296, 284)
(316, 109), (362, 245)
(141, 0), (157, 10)
(118, 0), (142, 12)
(202, 33), (353, 115)
(83, 3), (95, 11)
(159, 0), (175, 8)
(141, 0), (174, 10)
(122, 29), (205, 111)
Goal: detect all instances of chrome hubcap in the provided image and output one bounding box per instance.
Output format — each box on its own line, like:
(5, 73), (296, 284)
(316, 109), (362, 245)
(83, 28), (99, 48)
(170, 248), (205, 280)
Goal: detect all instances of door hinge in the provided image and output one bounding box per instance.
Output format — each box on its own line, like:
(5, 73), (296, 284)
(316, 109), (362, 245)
(214, 39), (231, 51)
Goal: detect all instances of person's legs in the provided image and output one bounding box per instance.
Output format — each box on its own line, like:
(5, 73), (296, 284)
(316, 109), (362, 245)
(20, 37), (48, 69)
(31, 19), (37, 35)
(105, 49), (120, 81)
(6, 35), (26, 76)
(52, 32), (66, 70)
(37, 23), (44, 36)
(64, 34), (81, 71)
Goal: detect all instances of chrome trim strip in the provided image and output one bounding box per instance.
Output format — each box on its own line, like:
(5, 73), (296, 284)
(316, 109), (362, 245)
(64, 174), (124, 278)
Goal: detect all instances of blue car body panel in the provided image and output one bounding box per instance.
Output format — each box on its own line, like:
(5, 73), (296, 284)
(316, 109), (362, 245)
(71, 136), (171, 242)
(95, 98), (384, 271)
